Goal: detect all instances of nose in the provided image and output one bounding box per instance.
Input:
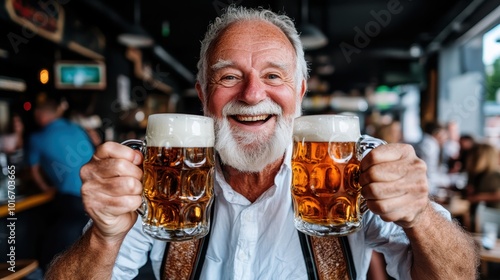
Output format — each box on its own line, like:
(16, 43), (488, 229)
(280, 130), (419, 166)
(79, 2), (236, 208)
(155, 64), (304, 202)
(239, 72), (266, 105)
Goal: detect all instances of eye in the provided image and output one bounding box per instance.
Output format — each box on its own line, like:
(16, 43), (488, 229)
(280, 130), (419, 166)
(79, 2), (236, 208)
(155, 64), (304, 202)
(222, 75), (237, 80)
(218, 74), (240, 87)
(265, 73), (284, 85)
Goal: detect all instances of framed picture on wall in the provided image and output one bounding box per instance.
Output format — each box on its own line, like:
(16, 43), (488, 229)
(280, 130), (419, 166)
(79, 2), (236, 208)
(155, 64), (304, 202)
(5, 0), (65, 43)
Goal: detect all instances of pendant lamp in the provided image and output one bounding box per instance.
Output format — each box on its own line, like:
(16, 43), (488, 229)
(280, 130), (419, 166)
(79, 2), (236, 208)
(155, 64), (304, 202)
(117, 0), (154, 48)
(298, 0), (328, 50)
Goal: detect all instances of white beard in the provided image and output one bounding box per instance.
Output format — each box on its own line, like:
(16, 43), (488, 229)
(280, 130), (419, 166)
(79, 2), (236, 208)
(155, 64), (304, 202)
(209, 99), (299, 173)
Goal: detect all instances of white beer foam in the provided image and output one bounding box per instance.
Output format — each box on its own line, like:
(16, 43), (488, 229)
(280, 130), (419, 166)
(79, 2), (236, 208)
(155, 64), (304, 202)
(146, 114), (215, 147)
(293, 114), (360, 142)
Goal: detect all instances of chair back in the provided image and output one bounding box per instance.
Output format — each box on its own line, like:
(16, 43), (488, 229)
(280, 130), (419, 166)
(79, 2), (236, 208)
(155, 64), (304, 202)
(475, 201), (500, 237)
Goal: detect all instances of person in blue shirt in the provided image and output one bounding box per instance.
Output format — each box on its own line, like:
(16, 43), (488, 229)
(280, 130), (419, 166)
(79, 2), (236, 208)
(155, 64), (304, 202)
(28, 92), (95, 272)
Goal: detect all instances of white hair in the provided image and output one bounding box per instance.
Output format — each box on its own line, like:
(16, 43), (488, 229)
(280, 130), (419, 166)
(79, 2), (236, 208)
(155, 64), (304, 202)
(196, 5), (309, 104)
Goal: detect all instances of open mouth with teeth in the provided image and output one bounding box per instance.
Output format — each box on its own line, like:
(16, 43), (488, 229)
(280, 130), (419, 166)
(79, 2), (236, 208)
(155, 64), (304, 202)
(231, 114), (274, 125)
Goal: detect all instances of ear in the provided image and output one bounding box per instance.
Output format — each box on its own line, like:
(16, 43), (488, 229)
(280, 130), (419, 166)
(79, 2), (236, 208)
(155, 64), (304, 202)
(299, 79), (307, 100)
(195, 82), (205, 105)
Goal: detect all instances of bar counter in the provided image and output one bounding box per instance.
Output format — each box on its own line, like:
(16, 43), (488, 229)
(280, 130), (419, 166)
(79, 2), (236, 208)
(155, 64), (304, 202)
(0, 178), (55, 270)
(0, 190), (55, 218)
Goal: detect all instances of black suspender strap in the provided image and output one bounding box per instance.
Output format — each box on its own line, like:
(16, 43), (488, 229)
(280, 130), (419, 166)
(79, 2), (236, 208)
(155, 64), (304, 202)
(298, 230), (320, 280)
(339, 235), (356, 280)
(191, 206), (215, 279)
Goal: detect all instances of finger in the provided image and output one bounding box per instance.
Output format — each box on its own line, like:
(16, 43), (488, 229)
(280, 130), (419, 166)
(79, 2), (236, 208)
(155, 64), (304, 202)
(365, 195), (405, 217)
(360, 159), (427, 194)
(365, 188), (428, 215)
(84, 193), (142, 218)
(82, 176), (143, 198)
(360, 143), (415, 172)
(94, 141), (143, 165)
(82, 176), (143, 216)
(361, 181), (409, 200)
(366, 195), (429, 227)
(361, 164), (428, 202)
(81, 157), (143, 181)
(360, 147), (426, 186)
(360, 161), (408, 185)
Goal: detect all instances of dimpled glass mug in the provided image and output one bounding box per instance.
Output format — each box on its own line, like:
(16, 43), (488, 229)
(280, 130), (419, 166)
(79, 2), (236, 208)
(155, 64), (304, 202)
(291, 114), (386, 237)
(122, 113), (215, 241)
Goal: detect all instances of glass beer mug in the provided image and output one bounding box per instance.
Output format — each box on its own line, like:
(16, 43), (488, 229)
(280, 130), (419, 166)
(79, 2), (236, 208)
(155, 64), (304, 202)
(291, 114), (386, 237)
(122, 113), (215, 241)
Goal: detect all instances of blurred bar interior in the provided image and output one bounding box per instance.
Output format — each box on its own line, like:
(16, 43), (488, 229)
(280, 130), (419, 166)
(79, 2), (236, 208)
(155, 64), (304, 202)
(1, 0), (500, 278)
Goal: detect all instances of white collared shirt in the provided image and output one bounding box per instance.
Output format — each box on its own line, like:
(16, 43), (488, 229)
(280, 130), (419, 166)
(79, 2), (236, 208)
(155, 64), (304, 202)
(111, 146), (451, 280)
(199, 148), (306, 280)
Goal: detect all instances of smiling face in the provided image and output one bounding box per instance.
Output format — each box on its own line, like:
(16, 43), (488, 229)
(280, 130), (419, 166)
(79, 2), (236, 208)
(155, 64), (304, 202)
(197, 20), (306, 172)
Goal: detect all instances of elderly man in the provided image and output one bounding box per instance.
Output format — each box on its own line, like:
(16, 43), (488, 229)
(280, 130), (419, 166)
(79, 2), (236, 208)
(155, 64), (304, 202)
(46, 6), (478, 280)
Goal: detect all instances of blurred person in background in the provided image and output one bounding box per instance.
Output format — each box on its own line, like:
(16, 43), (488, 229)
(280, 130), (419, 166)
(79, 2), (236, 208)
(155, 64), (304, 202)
(0, 112), (25, 203)
(374, 120), (402, 144)
(449, 134), (476, 174)
(0, 113), (24, 154)
(27, 92), (95, 272)
(442, 120), (461, 171)
(443, 134), (476, 197)
(414, 122), (450, 197)
(465, 142), (500, 228)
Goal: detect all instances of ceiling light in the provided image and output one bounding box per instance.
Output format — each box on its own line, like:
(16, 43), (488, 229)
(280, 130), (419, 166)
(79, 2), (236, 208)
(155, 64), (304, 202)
(117, 0), (154, 48)
(299, 0), (328, 50)
(118, 32), (154, 48)
(0, 76), (26, 92)
(299, 23), (328, 50)
(409, 44), (423, 58)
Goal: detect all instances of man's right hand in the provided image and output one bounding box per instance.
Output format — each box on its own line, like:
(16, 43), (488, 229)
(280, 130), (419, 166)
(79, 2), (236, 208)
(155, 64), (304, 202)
(80, 141), (144, 243)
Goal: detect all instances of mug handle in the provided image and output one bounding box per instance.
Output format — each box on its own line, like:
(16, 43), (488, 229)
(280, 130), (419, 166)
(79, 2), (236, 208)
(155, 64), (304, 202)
(359, 134), (387, 158)
(358, 135), (387, 214)
(121, 139), (147, 216)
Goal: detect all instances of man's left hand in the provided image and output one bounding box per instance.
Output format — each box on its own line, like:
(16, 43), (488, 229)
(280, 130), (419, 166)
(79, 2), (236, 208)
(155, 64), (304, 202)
(360, 143), (430, 228)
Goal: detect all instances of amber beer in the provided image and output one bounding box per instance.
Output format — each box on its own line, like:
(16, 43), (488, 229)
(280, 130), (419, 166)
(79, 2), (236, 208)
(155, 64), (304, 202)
(142, 146), (214, 239)
(124, 114), (215, 241)
(291, 114), (380, 237)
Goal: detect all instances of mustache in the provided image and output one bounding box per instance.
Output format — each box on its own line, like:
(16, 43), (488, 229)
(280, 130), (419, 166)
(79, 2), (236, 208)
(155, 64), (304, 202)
(222, 99), (283, 117)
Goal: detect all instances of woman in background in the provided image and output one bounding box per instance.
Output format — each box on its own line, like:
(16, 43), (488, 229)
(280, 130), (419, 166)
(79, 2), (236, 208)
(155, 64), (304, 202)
(465, 142), (500, 231)
(466, 142), (500, 208)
